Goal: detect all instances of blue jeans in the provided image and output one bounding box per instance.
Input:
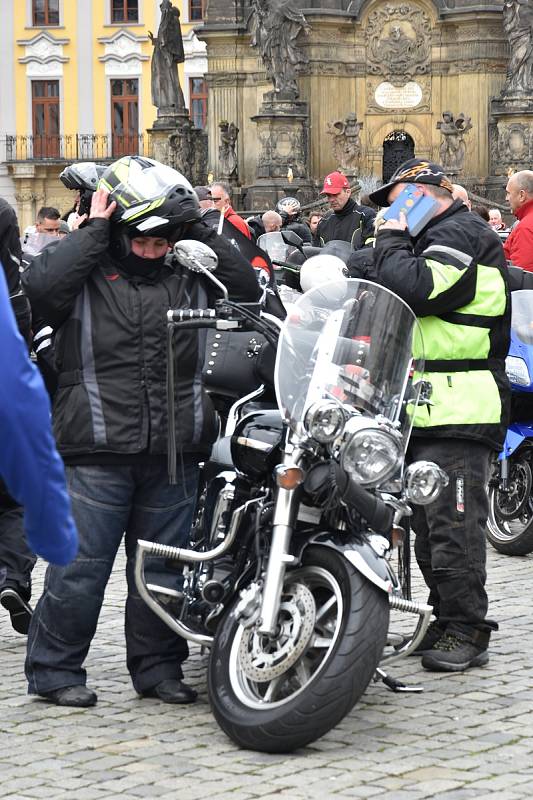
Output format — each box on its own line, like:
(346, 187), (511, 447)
(25, 458), (199, 695)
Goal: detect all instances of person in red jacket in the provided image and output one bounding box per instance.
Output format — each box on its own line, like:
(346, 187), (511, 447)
(504, 170), (533, 272)
(210, 181), (251, 239)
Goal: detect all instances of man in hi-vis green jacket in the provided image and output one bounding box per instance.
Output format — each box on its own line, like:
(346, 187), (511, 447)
(369, 159), (510, 672)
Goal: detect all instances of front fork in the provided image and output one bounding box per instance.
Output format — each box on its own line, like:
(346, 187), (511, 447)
(500, 454), (509, 492)
(258, 448), (303, 636)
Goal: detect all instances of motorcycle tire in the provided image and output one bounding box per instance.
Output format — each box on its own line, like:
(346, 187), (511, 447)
(207, 545), (389, 753)
(487, 482), (533, 556)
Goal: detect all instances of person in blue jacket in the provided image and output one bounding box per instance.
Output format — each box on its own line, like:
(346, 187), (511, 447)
(0, 197), (36, 634)
(0, 265), (78, 585)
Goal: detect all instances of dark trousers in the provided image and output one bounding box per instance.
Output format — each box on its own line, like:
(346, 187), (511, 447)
(25, 458), (199, 695)
(408, 437), (497, 645)
(0, 483), (36, 599)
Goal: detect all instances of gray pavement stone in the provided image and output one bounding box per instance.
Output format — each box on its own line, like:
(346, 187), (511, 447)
(2, 546), (533, 799)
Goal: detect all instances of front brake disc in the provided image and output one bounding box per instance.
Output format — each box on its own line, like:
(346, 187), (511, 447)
(237, 582), (316, 682)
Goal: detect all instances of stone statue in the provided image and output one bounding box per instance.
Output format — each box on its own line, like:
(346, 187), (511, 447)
(326, 113), (363, 174)
(218, 121), (239, 178)
(502, 0), (533, 96)
(248, 0), (311, 97)
(437, 111), (473, 172)
(148, 0), (186, 115)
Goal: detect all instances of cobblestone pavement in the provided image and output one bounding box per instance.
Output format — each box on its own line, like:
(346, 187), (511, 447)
(1, 544), (533, 800)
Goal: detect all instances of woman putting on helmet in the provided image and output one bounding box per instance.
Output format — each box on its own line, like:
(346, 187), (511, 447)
(21, 156), (260, 709)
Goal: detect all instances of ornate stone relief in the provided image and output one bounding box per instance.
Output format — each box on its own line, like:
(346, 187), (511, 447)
(17, 31), (69, 78)
(490, 121), (533, 174)
(365, 3), (431, 83)
(256, 123), (308, 179)
(97, 30), (149, 77)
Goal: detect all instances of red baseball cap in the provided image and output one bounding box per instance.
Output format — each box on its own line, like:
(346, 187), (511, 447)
(321, 171), (350, 195)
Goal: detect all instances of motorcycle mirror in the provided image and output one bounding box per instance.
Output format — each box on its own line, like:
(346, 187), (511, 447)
(173, 240), (219, 272)
(172, 240), (228, 301)
(281, 230), (303, 249)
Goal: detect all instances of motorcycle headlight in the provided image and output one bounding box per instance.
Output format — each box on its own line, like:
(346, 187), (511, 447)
(404, 461), (449, 505)
(506, 355), (530, 387)
(340, 425), (402, 488)
(304, 401), (346, 443)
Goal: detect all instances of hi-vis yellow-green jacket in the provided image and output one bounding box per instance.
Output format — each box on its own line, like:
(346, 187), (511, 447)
(374, 200), (511, 450)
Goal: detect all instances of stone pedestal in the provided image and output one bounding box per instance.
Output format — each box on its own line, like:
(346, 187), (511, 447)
(244, 94), (314, 210)
(489, 95), (533, 178)
(148, 113), (208, 185)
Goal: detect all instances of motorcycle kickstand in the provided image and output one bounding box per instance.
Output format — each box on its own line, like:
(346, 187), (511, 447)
(374, 667), (424, 693)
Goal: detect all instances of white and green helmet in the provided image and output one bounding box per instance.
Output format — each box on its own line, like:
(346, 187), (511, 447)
(99, 155), (201, 243)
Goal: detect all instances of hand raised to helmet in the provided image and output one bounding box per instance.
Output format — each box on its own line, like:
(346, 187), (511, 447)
(89, 189), (117, 220)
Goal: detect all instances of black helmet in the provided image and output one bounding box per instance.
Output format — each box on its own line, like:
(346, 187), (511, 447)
(99, 156), (200, 250)
(59, 162), (106, 192)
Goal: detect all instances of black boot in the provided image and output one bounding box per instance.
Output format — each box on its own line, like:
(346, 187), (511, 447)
(40, 686), (98, 707)
(141, 679), (197, 704)
(0, 587), (33, 634)
(410, 620), (447, 656)
(421, 631), (489, 672)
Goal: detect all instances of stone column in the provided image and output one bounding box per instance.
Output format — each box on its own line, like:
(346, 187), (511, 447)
(487, 95), (533, 204)
(245, 93), (313, 210)
(148, 114), (207, 185)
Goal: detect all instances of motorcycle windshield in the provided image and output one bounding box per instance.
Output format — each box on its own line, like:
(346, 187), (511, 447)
(274, 278), (424, 449)
(510, 290), (533, 345)
(257, 232), (291, 263)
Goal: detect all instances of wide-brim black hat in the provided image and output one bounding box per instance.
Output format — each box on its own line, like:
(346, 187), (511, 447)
(369, 159), (454, 207)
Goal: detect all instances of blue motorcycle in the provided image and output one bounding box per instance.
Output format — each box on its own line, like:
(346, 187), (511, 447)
(487, 287), (533, 555)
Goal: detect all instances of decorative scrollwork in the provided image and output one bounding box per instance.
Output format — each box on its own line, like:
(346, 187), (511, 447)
(366, 3), (431, 83)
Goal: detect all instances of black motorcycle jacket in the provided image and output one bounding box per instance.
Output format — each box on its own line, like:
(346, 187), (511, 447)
(373, 200), (510, 449)
(317, 198), (376, 248)
(21, 218), (261, 461)
(281, 217), (312, 245)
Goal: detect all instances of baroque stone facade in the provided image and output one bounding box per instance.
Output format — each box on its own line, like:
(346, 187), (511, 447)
(199, 1), (518, 205)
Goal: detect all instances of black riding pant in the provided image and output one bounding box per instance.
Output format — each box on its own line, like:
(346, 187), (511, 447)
(408, 437), (497, 646)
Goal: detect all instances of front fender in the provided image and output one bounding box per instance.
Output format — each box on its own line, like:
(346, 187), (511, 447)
(501, 423), (533, 459)
(301, 532), (395, 594)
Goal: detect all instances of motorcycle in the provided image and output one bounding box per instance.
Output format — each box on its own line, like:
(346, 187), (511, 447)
(135, 241), (448, 753)
(487, 288), (533, 555)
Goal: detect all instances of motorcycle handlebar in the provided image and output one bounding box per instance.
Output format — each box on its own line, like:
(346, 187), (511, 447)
(167, 308), (216, 323)
(166, 307), (273, 335)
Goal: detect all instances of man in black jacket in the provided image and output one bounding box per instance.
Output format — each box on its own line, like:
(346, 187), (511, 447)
(317, 171), (376, 249)
(368, 159), (510, 672)
(22, 156), (260, 708)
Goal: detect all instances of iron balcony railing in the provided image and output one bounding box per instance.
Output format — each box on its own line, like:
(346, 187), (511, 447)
(2, 134), (152, 162)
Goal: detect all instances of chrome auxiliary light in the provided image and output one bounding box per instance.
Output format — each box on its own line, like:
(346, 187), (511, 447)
(404, 461), (449, 505)
(303, 400), (346, 444)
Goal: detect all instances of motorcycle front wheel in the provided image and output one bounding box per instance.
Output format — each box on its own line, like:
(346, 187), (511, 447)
(487, 454), (533, 555)
(207, 545), (389, 753)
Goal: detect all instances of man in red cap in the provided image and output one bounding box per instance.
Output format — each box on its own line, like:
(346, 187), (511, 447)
(317, 171), (376, 248)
